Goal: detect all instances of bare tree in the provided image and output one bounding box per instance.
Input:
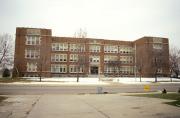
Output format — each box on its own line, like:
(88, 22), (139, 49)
(106, 60), (121, 77)
(37, 45), (48, 82)
(154, 57), (158, 82)
(169, 46), (180, 78)
(76, 54), (88, 82)
(136, 59), (143, 82)
(0, 34), (14, 68)
(74, 28), (88, 82)
(37, 56), (47, 82)
(74, 28), (87, 38)
(153, 55), (164, 82)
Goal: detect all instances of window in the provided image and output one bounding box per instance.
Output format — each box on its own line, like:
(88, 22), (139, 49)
(104, 55), (118, 63)
(51, 54), (67, 62)
(153, 44), (163, 49)
(70, 44), (85, 52)
(70, 54), (78, 62)
(120, 66), (134, 74)
(120, 56), (133, 64)
(157, 68), (162, 73)
(51, 64), (67, 73)
(119, 45), (133, 54)
(69, 65), (84, 73)
(89, 56), (100, 63)
(104, 66), (134, 74)
(52, 43), (68, 51)
(26, 36), (41, 45)
(89, 45), (101, 52)
(104, 66), (114, 73)
(27, 62), (37, 72)
(25, 49), (40, 59)
(104, 45), (118, 53)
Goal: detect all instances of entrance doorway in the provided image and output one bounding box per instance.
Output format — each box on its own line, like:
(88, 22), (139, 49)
(90, 66), (98, 75)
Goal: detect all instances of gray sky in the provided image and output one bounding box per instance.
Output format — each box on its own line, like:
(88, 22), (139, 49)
(0, 0), (180, 47)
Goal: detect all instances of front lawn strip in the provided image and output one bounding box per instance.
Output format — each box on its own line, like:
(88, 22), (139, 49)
(128, 93), (180, 107)
(0, 78), (33, 83)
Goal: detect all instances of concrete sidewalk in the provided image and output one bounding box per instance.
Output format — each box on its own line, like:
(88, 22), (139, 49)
(27, 94), (180, 118)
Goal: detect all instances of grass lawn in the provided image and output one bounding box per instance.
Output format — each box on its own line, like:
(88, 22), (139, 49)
(0, 78), (33, 83)
(129, 93), (180, 107)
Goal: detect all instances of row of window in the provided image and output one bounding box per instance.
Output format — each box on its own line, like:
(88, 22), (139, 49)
(51, 43), (134, 53)
(70, 44), (85, 52)
(26, 62), (134, 74)
(27, 63), (84, 73)
(25, 51), (134, 64)
(104, 45), (118, 53)
(52, 43), (68, 51)
(51, 65), (84, 73)
(104, 66), (134, 74)
(51, 54), (133, 64)
(51, 54), (78, 62)
(25, 35), (134, 53)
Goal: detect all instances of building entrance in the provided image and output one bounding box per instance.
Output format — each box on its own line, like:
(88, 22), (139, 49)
(90, 66), (98, 75)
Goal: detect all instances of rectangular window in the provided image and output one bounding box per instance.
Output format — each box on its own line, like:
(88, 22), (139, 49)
(70, 44), (85, 52)
(51, 54), (67, 62)
(119, 66), (134, 74)
(70, 54), (78, 62)
(119, 45), (134, 54)
(120, 56), (133, 64)
(51, 64), (67, 73)
(27, 62), (37, 72)
(153, 44), (163, 49)
(104, 66), (114, 73)
(89, 45), (101, 52)
(104, 45), (118, 53)
(104, 55), (118, 63)
(89, 56), (100, 63)
(69, 65), (83, 73)
(25, 49), (40, 59)
(26, 36), (41, 45)
(51, 43), (68, 51)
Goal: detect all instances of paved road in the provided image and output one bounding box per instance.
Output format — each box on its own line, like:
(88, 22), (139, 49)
(0, 83), (180, 95)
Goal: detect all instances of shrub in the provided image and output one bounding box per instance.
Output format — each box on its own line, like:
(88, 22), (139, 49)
(2, 68), (10, 77)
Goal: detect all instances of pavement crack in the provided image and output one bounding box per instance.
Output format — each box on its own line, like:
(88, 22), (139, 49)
(7, 111), (13, 118)
(26, 95), (41, 116)
(79, 98), (110, 118)
(97, 110), (111, 118)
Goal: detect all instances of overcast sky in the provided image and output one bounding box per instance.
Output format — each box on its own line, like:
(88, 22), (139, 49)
(0, 0), (180, 47)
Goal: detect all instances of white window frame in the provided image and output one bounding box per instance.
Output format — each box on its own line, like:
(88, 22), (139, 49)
(27, 62), (37, 72)
(69, 65), (84, 73)
(52, 43), (68, 51)
(51, 54), (67, 62)
(89, 45), (101, 52)
(104, 45), (118, 53)
(51, 64), (67, 73)
(70, 54), (78, 62)
(26, 36), (41, 45)
(89, 56), (100, 63)
(25, 49), (40, 59)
